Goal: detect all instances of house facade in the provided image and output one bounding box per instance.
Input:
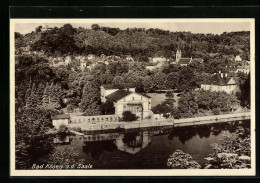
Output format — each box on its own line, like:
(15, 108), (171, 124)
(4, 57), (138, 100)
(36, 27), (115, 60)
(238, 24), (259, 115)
(51, 114), (70, 128)
(151, 57), (167, 63)
(101, 84), (152, 120)
(236, 66), (250, 75)
(201, 72), (239, 94)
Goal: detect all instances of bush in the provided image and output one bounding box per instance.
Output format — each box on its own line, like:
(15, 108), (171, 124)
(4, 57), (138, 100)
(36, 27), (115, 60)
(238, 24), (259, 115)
(121, 111), (138, 122)
(204, 125), (251, 169)
(167, 150), (201, 169)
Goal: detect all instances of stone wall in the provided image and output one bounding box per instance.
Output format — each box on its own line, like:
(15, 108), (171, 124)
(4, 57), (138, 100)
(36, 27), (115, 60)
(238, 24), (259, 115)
(70, 115), (118, 124)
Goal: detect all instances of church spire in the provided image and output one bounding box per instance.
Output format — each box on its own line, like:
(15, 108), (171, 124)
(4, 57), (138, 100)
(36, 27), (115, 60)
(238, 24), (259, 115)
(176, 48), (182, 63)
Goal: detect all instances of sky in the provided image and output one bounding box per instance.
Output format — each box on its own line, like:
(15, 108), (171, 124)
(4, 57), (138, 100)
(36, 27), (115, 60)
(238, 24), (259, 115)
(15, 21), (250, 35)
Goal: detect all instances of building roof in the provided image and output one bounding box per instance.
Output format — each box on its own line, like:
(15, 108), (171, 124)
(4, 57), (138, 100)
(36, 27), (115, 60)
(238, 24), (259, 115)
(202, 74), (237, 86)
(178, 58), (191, 65)
(106, 90), (151, 102)
(193, 58), (204, 62)
(101, 83), (135, 89)
(106, 89), (133, 102)
(51, 114), (70, 120)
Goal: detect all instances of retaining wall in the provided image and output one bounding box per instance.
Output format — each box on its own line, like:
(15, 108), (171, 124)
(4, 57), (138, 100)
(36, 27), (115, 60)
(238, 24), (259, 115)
(67, 112), (251, 131)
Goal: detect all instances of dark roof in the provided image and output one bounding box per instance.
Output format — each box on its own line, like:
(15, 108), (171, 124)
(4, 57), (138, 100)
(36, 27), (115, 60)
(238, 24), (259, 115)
(51, 114), (70, 120)
(178, 58), (191, 65)
(202, 74), (237, 86)
(102, 83), (135, 89)
(106, 89), (132, 102)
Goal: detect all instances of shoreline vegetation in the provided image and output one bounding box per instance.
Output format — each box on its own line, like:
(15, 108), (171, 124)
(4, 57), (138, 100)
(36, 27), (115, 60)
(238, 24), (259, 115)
(15, 24), (251, 170)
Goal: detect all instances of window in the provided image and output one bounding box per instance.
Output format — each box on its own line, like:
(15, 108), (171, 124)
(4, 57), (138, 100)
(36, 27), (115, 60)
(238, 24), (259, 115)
(132, 97), (134, 101)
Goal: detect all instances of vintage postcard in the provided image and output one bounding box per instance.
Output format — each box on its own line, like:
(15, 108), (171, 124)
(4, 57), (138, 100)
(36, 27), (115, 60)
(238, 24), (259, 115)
(10, 18), (255, 176)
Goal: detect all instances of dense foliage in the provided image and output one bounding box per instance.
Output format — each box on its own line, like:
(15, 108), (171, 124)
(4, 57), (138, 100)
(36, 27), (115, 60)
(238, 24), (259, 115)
(175, 90), (240, 118)
(168, 122), (251, 169)
(121, 111), (139, 122)
(167, 150), (201, 169)
(14, 24), (251, 169)
(16, 24), (250, 62)
(204, 124), (251, 169)
(48, 145), (85, 169)
(15, 107), (59, 169)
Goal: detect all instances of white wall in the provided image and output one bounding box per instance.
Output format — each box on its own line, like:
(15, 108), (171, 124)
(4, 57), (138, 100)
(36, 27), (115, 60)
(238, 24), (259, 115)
(53, 119), (69, 129)
(115, 93), (151, 119)
(201, 84), (239, 94)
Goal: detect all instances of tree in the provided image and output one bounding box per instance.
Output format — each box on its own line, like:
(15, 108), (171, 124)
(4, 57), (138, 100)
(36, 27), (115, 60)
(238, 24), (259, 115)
(91, 24), (100, 31)
(35, 25), (42, 33)
(205, 125), (251, 169)
(239, 74), (250, 108)
(121, 111), (138, 122)
(167, 150), (200, 169)
(166, 72), (179, 90)
(15, 107), (58, 169)
(80, 77), (101, 115)
(48, 146), (85, 168)
(153, 71), (167, 90)
(100, 100), (115, 115)
(112, 76), (125, 86)
(165, 91), (174, 99)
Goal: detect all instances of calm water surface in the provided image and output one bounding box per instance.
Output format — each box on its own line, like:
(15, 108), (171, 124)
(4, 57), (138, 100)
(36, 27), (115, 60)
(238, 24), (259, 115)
(56, 120), (250, 169)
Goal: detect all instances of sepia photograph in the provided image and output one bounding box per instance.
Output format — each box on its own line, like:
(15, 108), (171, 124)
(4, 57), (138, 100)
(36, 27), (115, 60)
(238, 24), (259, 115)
(10, 18), (255, 176)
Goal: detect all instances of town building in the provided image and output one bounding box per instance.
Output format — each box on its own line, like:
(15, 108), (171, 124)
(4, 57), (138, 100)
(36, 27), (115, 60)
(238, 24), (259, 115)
(80, 60), (87, 70)
(235, 55), (242, 62)
(151, 57), (167, 63)
(126, 55), (134, 61)
(41, 25), (53, 32)
(51, 114), (70, 128)
(175, 49), (193, 66)
(236, 65), (250, 75)
(145, 62), (164, 71)
(201, 72), (239, 94)
(100, 84), (152, 120)
(87, 54), (96, 60)
(64, 56), (72, 64)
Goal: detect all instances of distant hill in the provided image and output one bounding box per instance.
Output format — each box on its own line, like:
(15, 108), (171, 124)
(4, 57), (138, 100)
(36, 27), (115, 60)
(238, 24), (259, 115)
(15, 24), (250, 61)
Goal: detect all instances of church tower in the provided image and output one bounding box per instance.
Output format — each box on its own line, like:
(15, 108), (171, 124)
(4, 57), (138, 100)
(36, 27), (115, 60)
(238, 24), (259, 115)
(176, 49), (182, 63)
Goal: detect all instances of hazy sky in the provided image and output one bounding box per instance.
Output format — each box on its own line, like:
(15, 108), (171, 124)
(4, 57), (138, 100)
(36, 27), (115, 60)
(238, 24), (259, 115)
(15, 22), (250, 35)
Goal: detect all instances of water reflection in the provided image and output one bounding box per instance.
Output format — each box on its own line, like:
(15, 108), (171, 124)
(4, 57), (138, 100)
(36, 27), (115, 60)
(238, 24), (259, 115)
(80, 131), (151, 158)
(53, 120), (250, 167)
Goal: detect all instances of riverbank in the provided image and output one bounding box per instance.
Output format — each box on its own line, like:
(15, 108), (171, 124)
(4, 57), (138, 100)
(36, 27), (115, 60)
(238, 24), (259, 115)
(68, 112), (251, 132)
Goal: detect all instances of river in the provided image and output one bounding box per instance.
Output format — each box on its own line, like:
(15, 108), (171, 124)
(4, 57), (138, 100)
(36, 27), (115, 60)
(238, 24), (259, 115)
(52, 120), (250, 169)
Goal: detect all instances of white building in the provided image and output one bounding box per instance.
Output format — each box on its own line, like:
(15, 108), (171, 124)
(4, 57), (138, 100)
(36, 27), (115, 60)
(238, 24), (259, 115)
(51, 114), (70, 129)
(151, 57), (167, 63)
(87, 54), (96, 60)
(235, 55), (242, 62)
(201, 72), (239, 94)
(236, 65), (250, 75)
(126, 55), (134, 61)
(175, 49), (193, 66)
(64, 56), (72, 64)
(100, 84), (152, 120)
